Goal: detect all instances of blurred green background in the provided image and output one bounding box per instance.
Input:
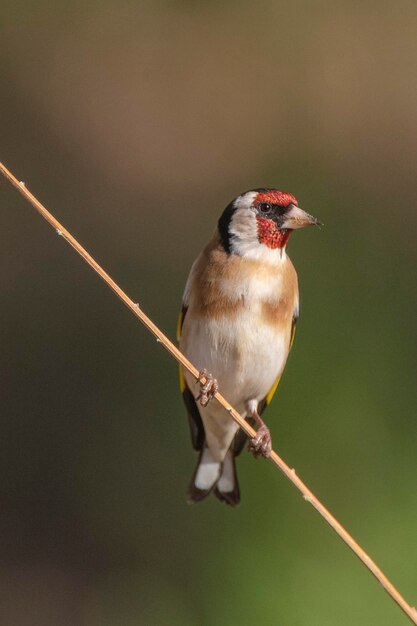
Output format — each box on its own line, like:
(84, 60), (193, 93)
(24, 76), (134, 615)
(1, 1), (417, 624)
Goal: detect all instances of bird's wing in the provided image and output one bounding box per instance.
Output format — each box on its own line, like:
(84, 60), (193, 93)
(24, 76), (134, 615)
(233, 309), (298, 456)
(263, 310), (298, 407)
(177, 304), (188, 393)
(177, 304), (205, 451)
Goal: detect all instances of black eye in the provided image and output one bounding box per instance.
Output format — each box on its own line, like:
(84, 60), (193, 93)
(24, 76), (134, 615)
(259, 203), (272, 214)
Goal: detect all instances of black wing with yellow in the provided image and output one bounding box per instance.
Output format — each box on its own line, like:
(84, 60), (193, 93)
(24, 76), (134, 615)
(264, 310), (298, 406)
(177, 305), (188, 393)
(177, 305), (205, 451)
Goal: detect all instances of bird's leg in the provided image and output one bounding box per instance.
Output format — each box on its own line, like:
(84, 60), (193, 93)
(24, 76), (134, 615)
(197, 369), (219, 407)
(248, 410), (272, 458)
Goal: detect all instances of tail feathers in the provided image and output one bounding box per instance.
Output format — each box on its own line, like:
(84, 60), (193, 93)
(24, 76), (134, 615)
(187, 483), (212, 504)
(187, 448), (240, 507)
(187, 446), (220, 503)
(214, 450), (240, 506)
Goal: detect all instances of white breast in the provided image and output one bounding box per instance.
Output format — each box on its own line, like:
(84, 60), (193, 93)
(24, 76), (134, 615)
(181, 266), (290, 411)
(183, 313), (286, 405)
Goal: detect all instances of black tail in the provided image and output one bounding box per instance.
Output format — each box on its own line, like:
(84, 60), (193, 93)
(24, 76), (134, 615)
(183, 385), (240, 506)
(187, 448), (240, 507)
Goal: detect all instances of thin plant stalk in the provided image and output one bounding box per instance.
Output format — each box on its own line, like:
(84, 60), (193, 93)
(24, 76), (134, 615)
(1, 161), (416, 625)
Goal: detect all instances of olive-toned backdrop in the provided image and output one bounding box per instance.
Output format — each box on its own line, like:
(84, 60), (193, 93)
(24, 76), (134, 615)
(1, 2), (416, 624)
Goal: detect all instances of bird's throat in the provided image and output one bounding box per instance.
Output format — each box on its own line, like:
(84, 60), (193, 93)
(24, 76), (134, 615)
(256, 217), (291, 249)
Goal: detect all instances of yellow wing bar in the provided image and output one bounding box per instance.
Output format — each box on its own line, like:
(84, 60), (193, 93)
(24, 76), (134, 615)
(265, 314), (297, 406)
(265, 373), (282, 405)
(176, 308), (185, 341)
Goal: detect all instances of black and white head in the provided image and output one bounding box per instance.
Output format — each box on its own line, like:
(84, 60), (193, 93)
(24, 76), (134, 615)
(218, 188), (320, 260)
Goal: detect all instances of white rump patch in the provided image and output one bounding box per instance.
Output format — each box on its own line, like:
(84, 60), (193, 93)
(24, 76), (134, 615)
(217, 450), (235, 493)
(195, 447), (221, 491)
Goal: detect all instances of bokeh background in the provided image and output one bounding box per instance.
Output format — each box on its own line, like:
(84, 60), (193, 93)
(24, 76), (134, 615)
(1, 2), (417, 625)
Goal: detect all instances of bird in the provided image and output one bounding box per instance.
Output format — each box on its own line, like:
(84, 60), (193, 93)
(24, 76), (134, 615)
(177, 188), (320, 506)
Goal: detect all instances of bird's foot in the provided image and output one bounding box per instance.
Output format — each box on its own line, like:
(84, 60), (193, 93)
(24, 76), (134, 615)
(197, 369), (219, 407)
(249, 425), (272, 458)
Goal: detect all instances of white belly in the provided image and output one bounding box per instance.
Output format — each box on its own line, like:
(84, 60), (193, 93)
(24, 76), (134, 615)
(181, 307), (288, 411)
(181, 309), (288, 461)
(179, 248), (296, 462)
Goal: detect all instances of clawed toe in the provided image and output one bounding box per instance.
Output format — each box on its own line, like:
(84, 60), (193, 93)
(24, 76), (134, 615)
(249, 425), (272, 458)
(197, 369), (219, 407)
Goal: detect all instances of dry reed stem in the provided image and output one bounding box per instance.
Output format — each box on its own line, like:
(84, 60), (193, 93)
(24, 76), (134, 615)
(1, 161), (416, 625)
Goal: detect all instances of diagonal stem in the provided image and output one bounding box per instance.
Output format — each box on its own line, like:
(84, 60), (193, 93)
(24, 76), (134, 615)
(1, 161), (416, 625)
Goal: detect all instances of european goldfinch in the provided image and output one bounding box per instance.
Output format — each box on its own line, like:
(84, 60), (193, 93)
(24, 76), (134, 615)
(178, 189), (320, 506)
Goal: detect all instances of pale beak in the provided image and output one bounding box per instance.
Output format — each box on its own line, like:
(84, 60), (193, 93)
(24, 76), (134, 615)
(281, 204), (322, 229)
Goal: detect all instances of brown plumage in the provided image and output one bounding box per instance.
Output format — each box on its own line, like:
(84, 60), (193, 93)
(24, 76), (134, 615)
(178, 189), (320, 505)
(186, 233), (298, 336)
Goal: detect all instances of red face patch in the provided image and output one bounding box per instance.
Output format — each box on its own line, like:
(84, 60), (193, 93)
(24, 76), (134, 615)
(255, 190), (298, 207)
(256, 216), (291, 249)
